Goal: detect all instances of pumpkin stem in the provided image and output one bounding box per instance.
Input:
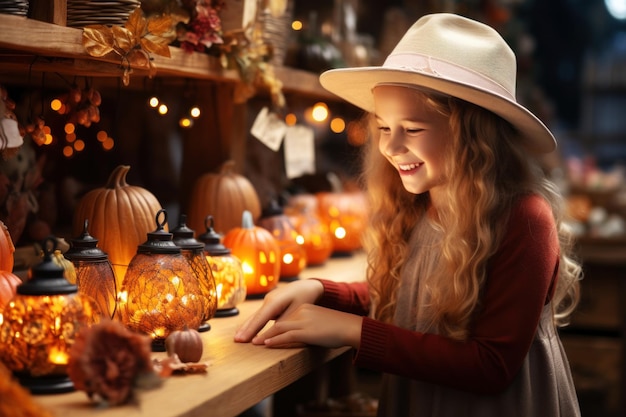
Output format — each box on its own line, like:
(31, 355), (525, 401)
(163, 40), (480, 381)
(219, 160), (236, 175)
(241, 210), (254, 229)
(105, 165), (131, 189)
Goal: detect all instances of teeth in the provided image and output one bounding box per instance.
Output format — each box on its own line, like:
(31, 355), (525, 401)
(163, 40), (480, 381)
(399, 163), (421, 171)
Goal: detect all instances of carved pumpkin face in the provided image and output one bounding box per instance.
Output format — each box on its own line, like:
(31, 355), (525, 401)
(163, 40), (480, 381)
(258, 204), (306, 279)
(223, 211), (279, 296)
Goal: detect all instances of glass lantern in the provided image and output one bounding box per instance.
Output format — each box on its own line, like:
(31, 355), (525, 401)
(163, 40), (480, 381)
(0, 237), (100, 394)
(197, 215), (246, 317)
(64, 219), (117, 319)
(171, 214), (217, 332)
(117, 209), (205, 351)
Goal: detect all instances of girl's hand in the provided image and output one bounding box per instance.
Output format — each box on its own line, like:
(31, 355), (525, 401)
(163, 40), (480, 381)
(234, 279), (325, 343)
(251, 304), (363, 349)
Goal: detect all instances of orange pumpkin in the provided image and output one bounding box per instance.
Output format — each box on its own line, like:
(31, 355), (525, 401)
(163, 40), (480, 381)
(72, 165), (163, 289)
(0, 270), (21, 312)
(0, 220), (15, 272)
(316, 191), (369, 253)
(165, 327), (203, 363)
(223, 211), (279, 297)
(286, 205), (333, 266)
(187, 160), (261, 236)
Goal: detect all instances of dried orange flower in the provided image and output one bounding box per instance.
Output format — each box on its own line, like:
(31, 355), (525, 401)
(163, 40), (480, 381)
(67, 319), (161, 406)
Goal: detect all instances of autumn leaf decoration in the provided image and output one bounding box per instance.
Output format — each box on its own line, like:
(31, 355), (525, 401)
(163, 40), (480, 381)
(82, 7), (177, 86)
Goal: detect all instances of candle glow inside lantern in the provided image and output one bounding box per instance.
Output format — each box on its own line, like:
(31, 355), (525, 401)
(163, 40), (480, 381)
(223, 211), (280, 298)
(117, 209), (205, 351)
(171, 214), (218, 331)
(0, 237), (100, 394)
(64, 219), (117, 319)
(197, 215), (246, 317)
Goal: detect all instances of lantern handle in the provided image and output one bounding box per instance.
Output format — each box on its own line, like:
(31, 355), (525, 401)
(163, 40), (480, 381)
(204, 215), (215, 231)
(154, 208), (168, 231)
(41, 235), (58, 258)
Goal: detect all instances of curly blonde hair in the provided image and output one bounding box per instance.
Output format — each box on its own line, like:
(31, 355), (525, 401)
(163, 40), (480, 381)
(361, 90), (581, 340)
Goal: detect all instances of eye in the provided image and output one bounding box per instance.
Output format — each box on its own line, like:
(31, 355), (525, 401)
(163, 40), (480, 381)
(406, 127), (423, 134)
(377, 126), (391, 134)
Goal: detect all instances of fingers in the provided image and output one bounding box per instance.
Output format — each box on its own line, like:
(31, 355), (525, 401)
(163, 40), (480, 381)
(234, 309), (273, 342)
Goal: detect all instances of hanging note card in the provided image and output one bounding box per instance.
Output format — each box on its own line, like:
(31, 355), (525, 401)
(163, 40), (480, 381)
(250, 106), (286, 152)
(284, 124), (315, 179)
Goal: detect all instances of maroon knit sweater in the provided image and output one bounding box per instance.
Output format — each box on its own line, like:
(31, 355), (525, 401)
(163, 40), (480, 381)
(315, 194), (560, 395)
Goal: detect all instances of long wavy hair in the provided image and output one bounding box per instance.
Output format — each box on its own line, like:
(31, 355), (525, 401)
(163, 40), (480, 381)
(361, 89), (581, 340)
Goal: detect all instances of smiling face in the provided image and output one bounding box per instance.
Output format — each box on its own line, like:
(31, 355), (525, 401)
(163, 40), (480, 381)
(373, 85), (452, 205)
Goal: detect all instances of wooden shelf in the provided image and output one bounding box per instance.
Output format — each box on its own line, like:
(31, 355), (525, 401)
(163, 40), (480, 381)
(0, 13), (335, 98)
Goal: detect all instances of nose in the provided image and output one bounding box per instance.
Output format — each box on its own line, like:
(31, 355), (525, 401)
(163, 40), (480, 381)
(380, 130), (407, 157)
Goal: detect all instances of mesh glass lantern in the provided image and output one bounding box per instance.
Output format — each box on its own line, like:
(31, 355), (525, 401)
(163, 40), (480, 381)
(171, 214), (217, 332)
(64, 219), (117, 319)
(0, 237), (100, 394)
(117, 209), (205, 351)
(197, 215), (246, 317)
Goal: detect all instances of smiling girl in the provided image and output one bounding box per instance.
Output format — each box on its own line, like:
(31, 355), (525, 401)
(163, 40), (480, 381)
(235, 13), (582, 416)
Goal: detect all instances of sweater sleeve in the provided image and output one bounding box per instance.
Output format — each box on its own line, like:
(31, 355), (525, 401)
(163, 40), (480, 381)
(332, 195), (560, 395)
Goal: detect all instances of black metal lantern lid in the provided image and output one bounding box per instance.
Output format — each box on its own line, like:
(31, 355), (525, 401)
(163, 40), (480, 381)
(137, 209), (181, 255)
(260, 198), (284, 218)
(197, 215), (231, 256)
(65, 219), (108, 261)
(171, 214), (204, 251)
(18, 237), (78, 296)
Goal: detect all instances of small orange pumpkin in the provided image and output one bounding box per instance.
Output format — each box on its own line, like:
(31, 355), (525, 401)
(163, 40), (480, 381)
(223, 211), (280, 296)
(0, 270), (21, 312)
(0, 220), (15, 272)
(72, 165), (163, 289)
(187, 160), (261, 235)
(165, 327), (203, 363)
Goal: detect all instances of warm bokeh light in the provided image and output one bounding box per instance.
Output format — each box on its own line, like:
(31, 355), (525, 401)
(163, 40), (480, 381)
(102, 137), (114, 151)
(66, 133), (76, 143)
(96, 130), (108, 142)
(158, 104), (168, 115)
(63, 145), (74, 157)
(311, 102), (329, 122)
(285, 113), (297, 126)
(44, 132), (53, 145)
(330, 117), (345, 133)
(179, 117), (193, 128)
(190, 106), (201, 118)
(74, 139), (85, 151)
(64, 123), (75, 134)
(149, 96), (159, 107)
(50, 98), (62, 111)
(291, 20), (303, 31)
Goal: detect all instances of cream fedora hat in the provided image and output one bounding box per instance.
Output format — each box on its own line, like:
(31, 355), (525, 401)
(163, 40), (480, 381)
(319, 13), (556, 154)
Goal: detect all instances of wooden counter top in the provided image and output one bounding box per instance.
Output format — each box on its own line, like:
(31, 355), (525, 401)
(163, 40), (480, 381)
(35, 252), (368, 417)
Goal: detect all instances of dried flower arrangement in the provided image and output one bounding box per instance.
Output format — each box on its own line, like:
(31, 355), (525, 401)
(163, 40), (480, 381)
(81, 1), (285, 107)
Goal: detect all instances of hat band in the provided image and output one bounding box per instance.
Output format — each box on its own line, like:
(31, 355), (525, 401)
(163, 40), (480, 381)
(383, 53), (515, 101)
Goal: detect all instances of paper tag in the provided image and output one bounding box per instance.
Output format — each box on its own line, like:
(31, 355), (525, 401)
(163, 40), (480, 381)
(284, 125), (315, 179)
(0, 118), (24, 148)
(250, 107), (286, 152)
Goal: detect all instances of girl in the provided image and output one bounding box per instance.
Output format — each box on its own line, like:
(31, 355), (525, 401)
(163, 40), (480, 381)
(235, 13), (582, 416)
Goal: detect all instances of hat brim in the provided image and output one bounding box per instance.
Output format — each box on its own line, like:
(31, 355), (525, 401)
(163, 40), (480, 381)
(319, 67), (556, 155)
